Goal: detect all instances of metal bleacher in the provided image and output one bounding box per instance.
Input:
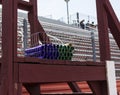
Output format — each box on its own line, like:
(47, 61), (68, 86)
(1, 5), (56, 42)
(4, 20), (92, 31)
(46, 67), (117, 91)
(14, 14), (120, 81)
(0, 0), (119, 95)
(41, 19), (120, 62)
(42, 20), (120, 81)
(0, 12), (117, 94)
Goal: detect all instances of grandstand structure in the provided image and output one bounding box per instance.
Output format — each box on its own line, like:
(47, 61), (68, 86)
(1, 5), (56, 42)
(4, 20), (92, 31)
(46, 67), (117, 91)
(0, 0), (120, 95)
(18, 13), (120, 94)
(14, 7), (120, 95)
(17, 13), (120, 63)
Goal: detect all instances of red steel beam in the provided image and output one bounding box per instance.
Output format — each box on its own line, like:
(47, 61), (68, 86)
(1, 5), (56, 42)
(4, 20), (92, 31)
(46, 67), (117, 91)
(16, 57), (105, 66)
(23, 84), (40, 95)
(18, 1), (33, 11)
(104, 0), (120, 49)
(88, 81), (108, 95)
(1, 0), (15, 95)
(28, 0), (50, 44)
(22, 0), (50, 94)
(96, 0), (111, 61)
(67, 82), (81, 92)
(86, 0), (113, 94)
(13, 1), (20, 95)
(0, 0), (33, 11)
(18, 63), (106, 83)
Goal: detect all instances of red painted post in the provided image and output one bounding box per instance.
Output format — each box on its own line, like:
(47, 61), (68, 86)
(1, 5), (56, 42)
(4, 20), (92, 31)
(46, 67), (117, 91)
(87, 0), (113, 94)
(28, 0), (39, 34)
(28, 0), (50, 44)
(1, 0), (15, 95)
(88, 81), (108, 95)
(96, 0), (111, 61)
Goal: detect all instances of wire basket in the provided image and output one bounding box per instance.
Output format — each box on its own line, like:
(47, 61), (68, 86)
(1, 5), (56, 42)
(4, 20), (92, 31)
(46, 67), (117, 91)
(25, 32), (74, 61)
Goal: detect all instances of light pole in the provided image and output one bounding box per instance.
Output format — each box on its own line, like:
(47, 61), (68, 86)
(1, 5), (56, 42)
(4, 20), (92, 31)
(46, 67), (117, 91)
(64, 0), (70, 24)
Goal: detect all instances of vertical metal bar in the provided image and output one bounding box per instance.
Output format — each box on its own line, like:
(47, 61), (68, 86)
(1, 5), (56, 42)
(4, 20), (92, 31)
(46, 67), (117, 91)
(13, 0), (18, 60)
(87, 0), (109, 94)
(23, 19), (28, 51)
(1, 0), (15, 95)
(66, 1), (69, 24)
(25, 1), (40, 94)
(17, 84), (22, 95)
(96, 0), (110, 61)
(91, 31), (96, 62)
(28, 0), (38, 34)
(76, 12), (79, 27)
(28, 0), (50, 44)
(13, 1), (20, 95)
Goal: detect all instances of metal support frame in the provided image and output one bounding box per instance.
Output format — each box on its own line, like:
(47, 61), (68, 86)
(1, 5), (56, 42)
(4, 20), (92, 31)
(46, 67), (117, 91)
(0, 0), (119, 95)
(23, 19), (28, 51)
(91, 31), (96, 62)
(96, 0), (111, 61)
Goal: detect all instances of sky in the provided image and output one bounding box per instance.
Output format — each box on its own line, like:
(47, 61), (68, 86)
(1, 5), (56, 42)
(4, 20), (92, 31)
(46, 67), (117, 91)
(37, 0), (120, 23)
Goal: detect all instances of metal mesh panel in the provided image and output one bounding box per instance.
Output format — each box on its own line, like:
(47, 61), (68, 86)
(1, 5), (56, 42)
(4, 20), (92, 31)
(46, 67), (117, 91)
(109, 34), (120, 62)
(46, 31), (94, 62)
(15, 17), (120, 63)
